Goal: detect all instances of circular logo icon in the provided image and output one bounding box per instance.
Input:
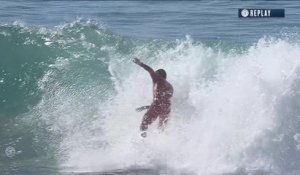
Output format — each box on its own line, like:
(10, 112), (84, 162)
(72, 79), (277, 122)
(5, 146), (16, 158)
(241, 9), (249, 17)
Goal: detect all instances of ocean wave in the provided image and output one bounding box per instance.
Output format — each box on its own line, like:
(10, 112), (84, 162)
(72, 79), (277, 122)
(1, 20), (300, 175)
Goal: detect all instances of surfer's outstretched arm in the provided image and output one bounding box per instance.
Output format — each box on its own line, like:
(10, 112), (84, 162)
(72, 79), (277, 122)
(133, 58), (155, 73)
(136, 105), (150, 112)
(133, 57), (158, 81)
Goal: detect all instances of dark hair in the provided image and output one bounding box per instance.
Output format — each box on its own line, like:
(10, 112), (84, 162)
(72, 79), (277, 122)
(155, 69), (167, 79)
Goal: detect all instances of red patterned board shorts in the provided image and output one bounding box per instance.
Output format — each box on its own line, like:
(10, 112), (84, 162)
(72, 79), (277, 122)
(140, 101), (171, 131)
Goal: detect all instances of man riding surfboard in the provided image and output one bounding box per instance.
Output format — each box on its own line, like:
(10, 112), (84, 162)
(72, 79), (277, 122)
(133, 58), (173, 137)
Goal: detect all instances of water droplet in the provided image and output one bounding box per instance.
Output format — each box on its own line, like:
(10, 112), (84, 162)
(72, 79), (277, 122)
(5, 146), (16, 158)
(294, 133), (300, 142)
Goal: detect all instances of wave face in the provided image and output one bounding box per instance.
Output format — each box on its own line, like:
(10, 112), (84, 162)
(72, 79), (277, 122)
(1, 21), (300, 175)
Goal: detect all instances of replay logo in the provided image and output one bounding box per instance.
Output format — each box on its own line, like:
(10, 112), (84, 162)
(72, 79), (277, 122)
(239, 9), (285, 18)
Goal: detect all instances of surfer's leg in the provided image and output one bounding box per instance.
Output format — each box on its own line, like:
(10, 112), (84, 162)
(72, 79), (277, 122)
(158, 114), (169, 131)
(140, 112), (157, 131)
(140, 106), (158, 136)
(158, 104), (170, 131)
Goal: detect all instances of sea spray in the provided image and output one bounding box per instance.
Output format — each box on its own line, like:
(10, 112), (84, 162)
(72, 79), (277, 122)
(52, 31), (300, 174)
(2, 21), (300, 175)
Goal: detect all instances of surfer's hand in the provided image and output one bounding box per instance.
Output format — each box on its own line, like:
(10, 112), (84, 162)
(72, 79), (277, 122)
(136, 107), (144, 112)
(133, 57), (141, 65)
(136, 106), (149, 112)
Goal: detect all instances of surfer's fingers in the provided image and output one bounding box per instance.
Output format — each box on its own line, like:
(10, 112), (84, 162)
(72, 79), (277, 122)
(133, 57), (141, 64)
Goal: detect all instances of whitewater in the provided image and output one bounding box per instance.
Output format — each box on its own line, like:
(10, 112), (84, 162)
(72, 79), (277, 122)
(1, 18), (300, 175)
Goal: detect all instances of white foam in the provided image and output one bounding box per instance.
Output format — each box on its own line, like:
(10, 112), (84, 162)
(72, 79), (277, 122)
(36, 36), (300, 174)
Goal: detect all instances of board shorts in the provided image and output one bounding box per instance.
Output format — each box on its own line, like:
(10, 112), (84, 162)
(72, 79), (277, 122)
(140, 101), (171, 131)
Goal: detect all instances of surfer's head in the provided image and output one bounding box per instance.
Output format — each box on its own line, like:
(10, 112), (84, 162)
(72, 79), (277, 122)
(155, 69), (167, 79)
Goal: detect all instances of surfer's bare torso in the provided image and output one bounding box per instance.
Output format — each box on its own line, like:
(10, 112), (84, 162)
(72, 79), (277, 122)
(152, 74), (173, 113)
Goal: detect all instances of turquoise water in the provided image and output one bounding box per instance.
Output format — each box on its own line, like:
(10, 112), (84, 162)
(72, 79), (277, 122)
(1, 1), (300, 175)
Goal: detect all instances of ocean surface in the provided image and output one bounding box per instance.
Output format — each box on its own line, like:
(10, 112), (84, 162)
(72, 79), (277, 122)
(1, 1), (300, 175)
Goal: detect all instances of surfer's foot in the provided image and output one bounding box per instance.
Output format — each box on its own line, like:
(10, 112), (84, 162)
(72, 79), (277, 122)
(141, 132), (147, 138)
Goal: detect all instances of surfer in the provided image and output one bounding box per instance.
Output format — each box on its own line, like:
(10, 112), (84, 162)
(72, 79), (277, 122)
(133, 57), (173, 137)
